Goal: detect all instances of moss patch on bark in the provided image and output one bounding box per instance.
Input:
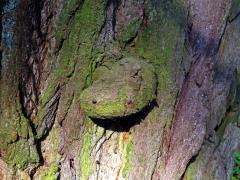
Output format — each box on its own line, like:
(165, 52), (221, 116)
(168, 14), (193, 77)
(80, 57), (157, 119)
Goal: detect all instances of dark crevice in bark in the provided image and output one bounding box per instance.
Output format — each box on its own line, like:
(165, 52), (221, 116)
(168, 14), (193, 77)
(181, 148), (202, 180)
(18, 0), (44, 120)
(229, 10), (240, 23)
(97, 0), (119, 44)
(120, 0), (146, 49)
(59, 92), (74, 126)
(34, 1), (44, 37)
(122, 32), (139, 49)
(214, 106), (232, 133)
(121, 6), (146, 49)
(17, 0), (56, 136)
(15, 1), (46, 174)
(22, 108), (38, 137)
(19, 76), (39, 119)
(216, 19), (228, 53)
(91, 130), (106, 155)
(93, 131), (114, 179)
(93, 131), (114, 156)
(150, 141), (162, 180)
(68, 159), (76, 180)
(19, 0), (61, 140)
(39, 84), (61, 139)
(91, 100), (158, 132)
(29, 146), (45, 179)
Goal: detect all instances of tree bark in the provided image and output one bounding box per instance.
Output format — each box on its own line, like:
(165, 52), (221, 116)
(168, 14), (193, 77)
(0, 0), (239, 179)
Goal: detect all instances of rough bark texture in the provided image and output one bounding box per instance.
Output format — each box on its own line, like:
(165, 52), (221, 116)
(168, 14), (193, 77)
(0, 0), (239, 179)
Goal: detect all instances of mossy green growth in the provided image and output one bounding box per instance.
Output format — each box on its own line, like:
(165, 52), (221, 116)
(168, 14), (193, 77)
(36, 0), (107, 137)
(0, 103), (39, 170)
(81, 85), (127, 119)
(0, 89), (24, 146)
(37, 164), (59, 180)
(133, 0), (185, 94)
(135, 24), (180, 92)
(55, 0), (83, 49)
(40, 0), (107, 100)
(229, 0), (240, 20)
(6, 139), (39, 170)
(184, 157), (202, 180)
(80, 57), (157, 119)
(80, 131), (92, 179)
(232, 151), (240, 180)
(122, 135), (133, 178)
(125, 0), (186, 127)
(117, 18), (142, 44)
(53, 0), (107, 87)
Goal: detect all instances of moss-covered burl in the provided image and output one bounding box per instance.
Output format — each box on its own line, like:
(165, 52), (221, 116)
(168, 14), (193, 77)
(80, 57), (157, 119)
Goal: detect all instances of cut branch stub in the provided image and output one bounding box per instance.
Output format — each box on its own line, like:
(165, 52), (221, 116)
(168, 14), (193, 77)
(80, 57), (157, 119)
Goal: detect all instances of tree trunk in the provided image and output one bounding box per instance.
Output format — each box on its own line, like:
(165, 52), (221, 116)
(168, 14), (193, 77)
(0, 0), (239, 179)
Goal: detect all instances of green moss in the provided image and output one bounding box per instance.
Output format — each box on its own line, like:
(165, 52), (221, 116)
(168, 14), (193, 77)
(135, 26), (179, 92)
(117, 18), (142, 44)
(44, 126), (61, 164)
(80, 57), (157, 119)
(0, 102), (39, 171)
(6, 139), (39, 170)
(134, 61), (157, 110)
(0, 98), (21, 146)
(133, 0), (185, 94)
(229, 0), (240, 20)
(232, 151), (240, 180)
(0, 102), (39, 170)
(0, 1), (41, 172)
(97, 87), (126, 116)
(37, 164), (59, 180)
(123, 0), (186, 127)
(14, 151), (28, 170)
(36, 0), (107, 137)
(80, 131), (92, 179)
(80, 85), (127, 119)
(184, 157), (202, 180)
(122, 135), (133, 178)
(41, 0), (106, 96)
(0, 128), (18, 145)
(56, 0), (106, 88)
(55, 0), (83, 48)
(17, 113), (29, 139)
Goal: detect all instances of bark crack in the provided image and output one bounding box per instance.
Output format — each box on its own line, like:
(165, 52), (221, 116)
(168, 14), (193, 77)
(229, 11), (240, 23)
(93, 131), (114, 180)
